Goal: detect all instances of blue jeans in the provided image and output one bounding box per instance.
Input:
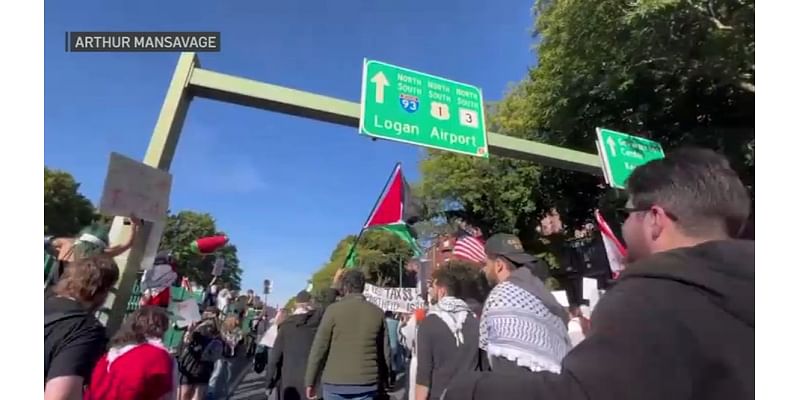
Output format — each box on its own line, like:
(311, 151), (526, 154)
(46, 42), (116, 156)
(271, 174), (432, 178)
(322, 383), (378, 400)
(391, 346), (405, 375)
(206, 359), (232, 399)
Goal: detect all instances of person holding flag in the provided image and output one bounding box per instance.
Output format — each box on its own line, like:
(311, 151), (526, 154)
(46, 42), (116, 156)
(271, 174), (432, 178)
(342, 162), (423, 270)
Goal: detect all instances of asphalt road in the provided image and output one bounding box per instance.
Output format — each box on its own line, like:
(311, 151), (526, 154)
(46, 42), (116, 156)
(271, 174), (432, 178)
(229, 369), (408, 400)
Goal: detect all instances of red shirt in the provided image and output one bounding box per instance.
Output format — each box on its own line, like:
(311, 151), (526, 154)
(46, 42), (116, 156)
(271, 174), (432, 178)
(142, 287), (171, 308)
(84, 341), (175, 400)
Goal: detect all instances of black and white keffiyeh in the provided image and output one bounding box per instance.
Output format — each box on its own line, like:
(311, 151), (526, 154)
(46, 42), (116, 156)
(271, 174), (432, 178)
(428, 296), (473, 346)
(480, 274), (571, 373)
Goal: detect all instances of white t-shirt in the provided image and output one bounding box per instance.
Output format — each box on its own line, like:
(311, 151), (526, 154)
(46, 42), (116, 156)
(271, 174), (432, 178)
(400, 317), (419, 400)
(260, 322), (278, 348)
(216, 289), (231, 311)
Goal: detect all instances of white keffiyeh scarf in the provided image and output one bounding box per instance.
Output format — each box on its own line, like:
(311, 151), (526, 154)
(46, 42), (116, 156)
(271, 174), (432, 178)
(427, 296), (473, 346)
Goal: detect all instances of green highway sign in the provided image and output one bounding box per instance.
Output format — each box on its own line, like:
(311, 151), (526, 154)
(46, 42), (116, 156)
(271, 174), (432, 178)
(359, 59), (489, 158)
(596, 128), (665, 189)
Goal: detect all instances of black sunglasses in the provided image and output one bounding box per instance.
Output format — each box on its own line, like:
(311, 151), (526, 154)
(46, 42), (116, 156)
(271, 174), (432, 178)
(617, 205), (678, 221)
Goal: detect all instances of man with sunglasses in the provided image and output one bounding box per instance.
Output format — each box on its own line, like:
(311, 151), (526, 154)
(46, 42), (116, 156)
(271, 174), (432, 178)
(443, 148), (753, 400)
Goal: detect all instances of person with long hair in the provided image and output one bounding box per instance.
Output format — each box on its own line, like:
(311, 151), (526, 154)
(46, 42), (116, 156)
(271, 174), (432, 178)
(84, 306), (176, 400)
(207, 315), (243, 399)
(45, 255), (120, 400)
(177, 319), (223, 400)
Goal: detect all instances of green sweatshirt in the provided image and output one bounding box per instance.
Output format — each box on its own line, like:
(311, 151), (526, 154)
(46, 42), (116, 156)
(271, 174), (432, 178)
(305, 293), (390, 387)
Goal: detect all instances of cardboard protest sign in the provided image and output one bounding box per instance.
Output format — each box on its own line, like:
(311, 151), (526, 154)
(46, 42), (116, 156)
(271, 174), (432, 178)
(582, 277), (601, 318)
(363, 283), (425, 313)
(139, 220), (165, 270)
(551, 290), (570, 307)
(212, 257), (225, 276)
(99, 152), (172, 222)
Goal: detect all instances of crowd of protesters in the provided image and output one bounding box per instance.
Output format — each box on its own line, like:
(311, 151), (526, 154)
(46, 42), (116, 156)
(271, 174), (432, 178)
(43, 147), (754, 400)
(259, 148), (753, 400)
(44, 222), (272, 400)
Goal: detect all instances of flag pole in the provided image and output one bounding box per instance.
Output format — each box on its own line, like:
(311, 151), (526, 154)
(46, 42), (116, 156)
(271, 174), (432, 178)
(341, 162), (402, 269)
(398, 255), (403, 287)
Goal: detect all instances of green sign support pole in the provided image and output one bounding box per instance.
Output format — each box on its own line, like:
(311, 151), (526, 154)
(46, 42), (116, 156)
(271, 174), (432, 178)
(102, 53), (606, 333)
(101, 53), (198, 334)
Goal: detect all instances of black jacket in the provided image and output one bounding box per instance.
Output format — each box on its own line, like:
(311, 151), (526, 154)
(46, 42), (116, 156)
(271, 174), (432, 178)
(266, 310), (321, 400)
(444, 240), (754, 400)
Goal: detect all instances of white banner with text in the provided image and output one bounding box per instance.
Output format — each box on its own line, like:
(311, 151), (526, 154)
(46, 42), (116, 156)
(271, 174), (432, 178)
(364, 283), (425, 313)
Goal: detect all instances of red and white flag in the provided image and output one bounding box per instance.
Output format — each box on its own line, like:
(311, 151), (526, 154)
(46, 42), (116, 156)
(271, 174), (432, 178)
(595, 210), (627, 279)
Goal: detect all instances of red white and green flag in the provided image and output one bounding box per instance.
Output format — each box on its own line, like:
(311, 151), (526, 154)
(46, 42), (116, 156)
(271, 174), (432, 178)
(595, 210), (627, 279)
(363, 163), (423, 228)
(345, 164), (423, 268)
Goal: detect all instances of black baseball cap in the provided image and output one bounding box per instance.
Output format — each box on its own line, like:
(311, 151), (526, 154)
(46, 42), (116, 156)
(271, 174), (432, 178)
(484, 233), (537, 265)
(295, 290), (312, 303)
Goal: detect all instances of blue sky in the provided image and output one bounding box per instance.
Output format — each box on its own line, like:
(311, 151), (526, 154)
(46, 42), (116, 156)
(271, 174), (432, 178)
(45, 0), (537, 306)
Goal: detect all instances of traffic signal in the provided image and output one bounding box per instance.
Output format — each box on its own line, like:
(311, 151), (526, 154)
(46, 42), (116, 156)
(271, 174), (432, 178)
(263, 279), (272, 295)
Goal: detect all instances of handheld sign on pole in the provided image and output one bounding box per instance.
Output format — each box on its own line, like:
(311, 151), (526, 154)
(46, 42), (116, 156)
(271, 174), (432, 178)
(99, 152), (172, 222)
(212, 257), (225, 276)
(595, 128), (665, 189)
(360, 59), (489, 158)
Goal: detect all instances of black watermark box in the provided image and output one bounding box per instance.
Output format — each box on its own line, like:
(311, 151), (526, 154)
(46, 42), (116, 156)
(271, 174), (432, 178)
(66, 32), (221, 52)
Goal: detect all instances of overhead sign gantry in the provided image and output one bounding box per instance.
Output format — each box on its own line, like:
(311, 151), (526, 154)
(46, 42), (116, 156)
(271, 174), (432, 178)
(101, 52), (604, 332)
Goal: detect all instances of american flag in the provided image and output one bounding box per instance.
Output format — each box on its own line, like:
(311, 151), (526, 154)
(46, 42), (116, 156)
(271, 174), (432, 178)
(453, 228), (486, 264)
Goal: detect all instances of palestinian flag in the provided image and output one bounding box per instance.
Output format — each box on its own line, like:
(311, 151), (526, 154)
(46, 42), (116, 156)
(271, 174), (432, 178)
(345, 224), (422, 268)
(345, 163), (423, 269)
(363, 163), (423, 228)
(345, 244), (359, 268)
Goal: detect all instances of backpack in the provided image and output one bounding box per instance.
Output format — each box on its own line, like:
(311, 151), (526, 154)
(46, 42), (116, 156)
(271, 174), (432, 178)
(44, 310), (88, 378)
(177, 329), (222, 378)
(252, 345), (269, 374)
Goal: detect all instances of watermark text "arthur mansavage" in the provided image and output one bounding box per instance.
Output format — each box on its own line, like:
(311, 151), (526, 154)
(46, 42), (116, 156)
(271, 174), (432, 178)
(66, 32), (221, 52)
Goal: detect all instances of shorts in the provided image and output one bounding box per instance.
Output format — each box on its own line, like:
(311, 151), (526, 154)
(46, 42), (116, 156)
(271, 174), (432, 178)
(179, 367), (212, 386)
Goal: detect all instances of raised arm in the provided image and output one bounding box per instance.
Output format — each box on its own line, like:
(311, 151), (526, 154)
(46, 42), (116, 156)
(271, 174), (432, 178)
(105, 216), (142, 257)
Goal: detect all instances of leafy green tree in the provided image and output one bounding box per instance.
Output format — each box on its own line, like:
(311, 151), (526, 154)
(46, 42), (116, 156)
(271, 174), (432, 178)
(309, 235), (355, 299)
(44, 167), (97, 236)
(309, 229), (418, 298)
(159, 210), (243, 289)
(417, 0), (754, 240)
(356, 229), (416, 287)
(283, 297), (297, 311)
(526, 0), (754, 204)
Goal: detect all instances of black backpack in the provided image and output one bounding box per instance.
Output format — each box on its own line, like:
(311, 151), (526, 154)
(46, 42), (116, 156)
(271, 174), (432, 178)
(252, 346), (269, 374)
(177, 329), (221, 378)
(44, 310), (88, 379)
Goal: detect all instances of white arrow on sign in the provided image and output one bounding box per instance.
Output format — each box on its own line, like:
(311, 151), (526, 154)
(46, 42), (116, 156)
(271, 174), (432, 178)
(606, 136), (617, 157)
(370, 71), (389, 104)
